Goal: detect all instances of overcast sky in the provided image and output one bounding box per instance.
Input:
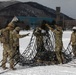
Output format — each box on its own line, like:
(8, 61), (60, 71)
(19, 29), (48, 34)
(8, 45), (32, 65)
(0, 0), (76, 19)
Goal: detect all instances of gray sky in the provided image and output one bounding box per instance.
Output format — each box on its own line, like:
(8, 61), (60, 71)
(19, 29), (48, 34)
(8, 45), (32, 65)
(0, 0), (76, 19)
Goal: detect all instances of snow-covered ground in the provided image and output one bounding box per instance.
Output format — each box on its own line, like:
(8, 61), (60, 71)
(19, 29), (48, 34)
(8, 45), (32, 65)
(0, 30), (76, 75)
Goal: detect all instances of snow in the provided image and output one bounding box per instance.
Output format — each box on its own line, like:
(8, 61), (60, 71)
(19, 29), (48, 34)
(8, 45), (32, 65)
(0, 30), (76, 75)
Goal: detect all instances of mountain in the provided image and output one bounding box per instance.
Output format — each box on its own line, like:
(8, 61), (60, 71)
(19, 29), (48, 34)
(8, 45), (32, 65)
(0, 1), (73, 20)
(0, 1), (19, 10)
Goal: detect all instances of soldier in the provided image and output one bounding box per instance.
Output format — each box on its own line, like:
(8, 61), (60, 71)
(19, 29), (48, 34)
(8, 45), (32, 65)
(1, 23), (15, 70)
(45, 21), (64, 64)
(33, 26), (46, 63)
(34, 21), (56, 64)
(12, 27), (30, 62)
(69, 26), (76, 57)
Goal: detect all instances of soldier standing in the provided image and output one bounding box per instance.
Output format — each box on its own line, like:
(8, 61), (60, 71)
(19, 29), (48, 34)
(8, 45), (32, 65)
(33, 25), (47, 63)
(12, 27), (30, 62)
(1, 23), (15, 70)
(69, 27), (76, 57)
(45, 21), (64, 64)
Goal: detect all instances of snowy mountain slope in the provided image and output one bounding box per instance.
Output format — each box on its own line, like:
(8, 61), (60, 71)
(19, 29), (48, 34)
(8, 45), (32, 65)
(0, 2), (73, 20)
(0, 30), (76, 75)
(0, 1), (19, 10)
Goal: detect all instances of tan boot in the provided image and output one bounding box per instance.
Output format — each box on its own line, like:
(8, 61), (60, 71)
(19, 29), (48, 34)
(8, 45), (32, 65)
(37, 59), (42, 63)
(10, 65), (16, 70)
(2, 67), (8, 70)
(10, 67), (16, 70)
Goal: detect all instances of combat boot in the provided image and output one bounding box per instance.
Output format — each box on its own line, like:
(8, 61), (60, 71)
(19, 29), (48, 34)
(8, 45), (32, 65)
(37, 59), (42, 63)
(2, 67), (8, 70)
(10, 65), (16, 70)
(10, 67), (16, 70)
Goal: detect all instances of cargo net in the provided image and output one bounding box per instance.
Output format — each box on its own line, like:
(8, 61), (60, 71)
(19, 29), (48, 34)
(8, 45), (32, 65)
(15, 29), (73, 66)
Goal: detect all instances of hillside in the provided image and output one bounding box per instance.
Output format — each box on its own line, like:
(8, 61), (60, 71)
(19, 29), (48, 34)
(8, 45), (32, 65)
(0, 1), (73, 20)
(0, 1), (19, 10)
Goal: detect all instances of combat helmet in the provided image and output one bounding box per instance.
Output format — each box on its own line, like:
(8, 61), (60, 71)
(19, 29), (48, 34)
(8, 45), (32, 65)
(15, 27), (21, 31)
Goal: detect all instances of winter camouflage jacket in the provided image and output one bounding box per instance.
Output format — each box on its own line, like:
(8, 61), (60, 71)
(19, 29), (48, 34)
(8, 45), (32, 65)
(70, 32), (76, 45)
(53, 29), (63, 48)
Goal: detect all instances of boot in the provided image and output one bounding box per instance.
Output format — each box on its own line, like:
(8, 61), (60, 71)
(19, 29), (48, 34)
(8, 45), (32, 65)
(10, 67), (16, 70)
(2, 67), (8, 70)
(36, 59), (42, 63)
(10, 65), (16, 70)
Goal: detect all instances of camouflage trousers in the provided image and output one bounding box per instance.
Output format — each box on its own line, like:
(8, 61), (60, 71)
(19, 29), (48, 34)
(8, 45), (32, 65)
(72, 45), (76, 57)
(55, 46), (64, 64)
(1, 44), (14, 68)
(13, 46), (20, 62)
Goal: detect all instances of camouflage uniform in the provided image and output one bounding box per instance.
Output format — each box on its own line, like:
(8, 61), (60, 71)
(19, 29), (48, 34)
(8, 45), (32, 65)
(34, 27), (44, 51)
(53, 26), (64, 64)
(70, 31), (76, 57)
(45, 24), (64, 64)
(12, 27), (29, 62)
(1, 23), (15, 70)
(34, 27), (45, 62)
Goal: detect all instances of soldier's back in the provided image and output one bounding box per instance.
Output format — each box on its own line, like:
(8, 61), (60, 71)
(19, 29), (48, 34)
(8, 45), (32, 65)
(1, 28), (10, 44)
